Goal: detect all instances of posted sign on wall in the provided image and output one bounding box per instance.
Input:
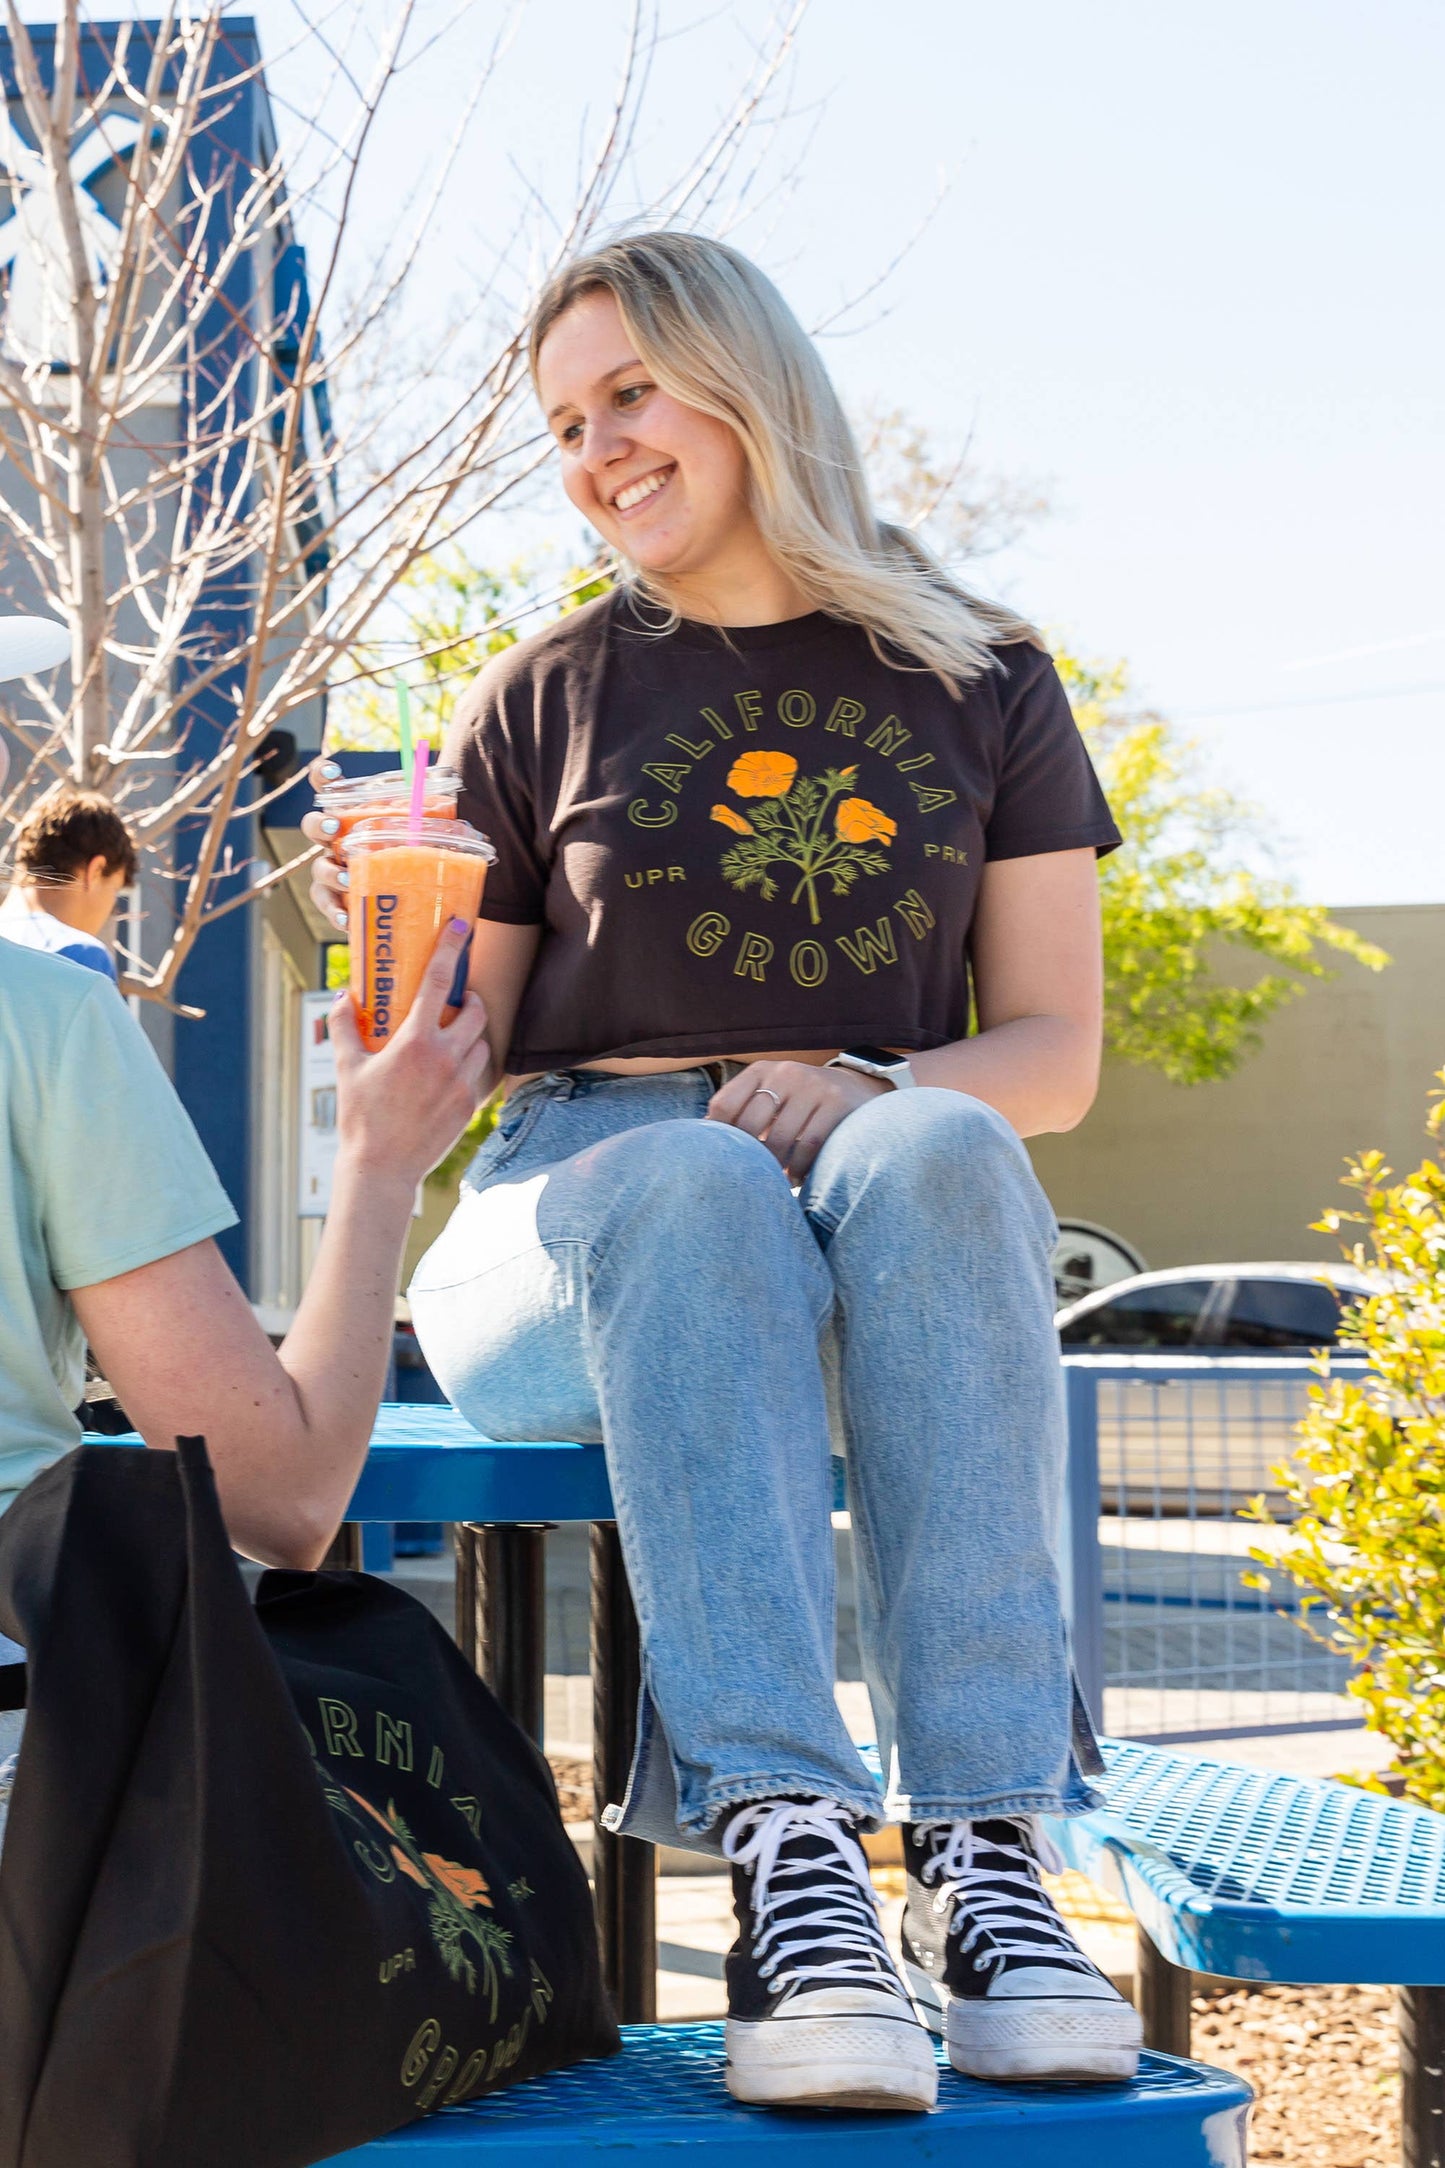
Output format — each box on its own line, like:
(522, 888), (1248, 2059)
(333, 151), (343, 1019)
(298, 989), (338, 1217)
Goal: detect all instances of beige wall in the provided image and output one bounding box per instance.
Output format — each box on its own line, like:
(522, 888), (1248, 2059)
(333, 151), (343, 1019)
(1028, 905), (1445, 1271)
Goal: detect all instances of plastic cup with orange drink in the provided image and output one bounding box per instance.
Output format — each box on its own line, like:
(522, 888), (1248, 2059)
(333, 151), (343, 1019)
(315, 765), (461, 843)
(342, 814), (495, 1051)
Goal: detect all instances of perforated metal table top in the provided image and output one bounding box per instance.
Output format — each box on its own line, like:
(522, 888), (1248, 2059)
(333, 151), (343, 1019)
(317, 2024), (1250, 2165)
(87, 1407), (617, 1524)
(1049, 1737), (1445, 1981)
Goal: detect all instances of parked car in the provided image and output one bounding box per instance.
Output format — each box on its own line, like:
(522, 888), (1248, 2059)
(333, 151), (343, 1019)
(1057, 1263), (1379, 1513)
(1055, 1262), (1377, 1353)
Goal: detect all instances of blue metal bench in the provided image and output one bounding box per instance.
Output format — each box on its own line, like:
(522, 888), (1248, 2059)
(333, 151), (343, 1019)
(1045, 1737), (1445, 2162)
(314, 2024), (1250, 2166)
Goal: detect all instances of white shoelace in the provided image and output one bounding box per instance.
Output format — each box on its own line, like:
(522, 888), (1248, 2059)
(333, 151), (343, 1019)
(723, 1799), (904, 2000)
(917, 1818), (1096, 1979)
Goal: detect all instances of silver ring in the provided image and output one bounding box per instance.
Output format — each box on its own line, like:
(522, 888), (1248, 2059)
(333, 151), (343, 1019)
(750, 1086), (783, 1115)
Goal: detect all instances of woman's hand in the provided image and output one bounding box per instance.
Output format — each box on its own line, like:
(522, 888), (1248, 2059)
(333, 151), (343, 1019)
(329, 917), (493, 1192)
(300, 755), (349, 932)
(706, 1059), (889, 1181)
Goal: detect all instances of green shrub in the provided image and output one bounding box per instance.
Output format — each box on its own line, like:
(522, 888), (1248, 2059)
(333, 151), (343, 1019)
(1056, 649), (1388, 1084)
(1247, 1076), (1445, 1806)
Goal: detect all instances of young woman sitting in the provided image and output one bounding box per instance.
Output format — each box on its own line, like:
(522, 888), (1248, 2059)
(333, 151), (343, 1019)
(308, 230), (1141, 2112)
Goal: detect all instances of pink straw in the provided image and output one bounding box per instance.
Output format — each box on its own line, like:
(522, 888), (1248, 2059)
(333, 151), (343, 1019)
(408, 736), (429, 836)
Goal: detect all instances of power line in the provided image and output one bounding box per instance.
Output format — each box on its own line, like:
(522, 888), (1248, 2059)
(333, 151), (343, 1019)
(1284, 629), (1445, 670)
(1179, 679), (1445, 722)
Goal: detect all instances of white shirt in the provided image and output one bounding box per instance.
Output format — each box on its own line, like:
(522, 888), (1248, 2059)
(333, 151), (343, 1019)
(0, 896), (117, 983)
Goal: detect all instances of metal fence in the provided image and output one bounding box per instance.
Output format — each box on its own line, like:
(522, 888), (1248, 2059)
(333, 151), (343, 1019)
(1064, 1357), (1368, 1746)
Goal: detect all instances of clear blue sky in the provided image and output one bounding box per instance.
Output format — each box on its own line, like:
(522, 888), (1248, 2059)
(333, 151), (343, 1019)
(190, 4), (1445, 902)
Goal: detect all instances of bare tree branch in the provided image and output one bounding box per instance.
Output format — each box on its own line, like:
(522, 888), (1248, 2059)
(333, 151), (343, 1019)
(0, 0), (807, 1003)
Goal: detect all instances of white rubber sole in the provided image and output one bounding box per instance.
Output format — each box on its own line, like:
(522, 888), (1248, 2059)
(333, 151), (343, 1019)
(906, 1960), (1142, 2084)
(725, 2009), (939, 2111)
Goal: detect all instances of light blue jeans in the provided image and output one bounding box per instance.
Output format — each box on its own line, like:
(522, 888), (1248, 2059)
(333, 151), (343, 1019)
(409, 1068), (1101, 1853)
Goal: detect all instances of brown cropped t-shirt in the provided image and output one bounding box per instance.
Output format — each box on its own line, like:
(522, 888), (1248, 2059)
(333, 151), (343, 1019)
(443, 593), (1121, 1072)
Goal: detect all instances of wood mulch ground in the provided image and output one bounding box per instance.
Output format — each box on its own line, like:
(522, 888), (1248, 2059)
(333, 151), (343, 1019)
(1192, 1985), (1400, 2167)
(548, 1754), (593, 1825)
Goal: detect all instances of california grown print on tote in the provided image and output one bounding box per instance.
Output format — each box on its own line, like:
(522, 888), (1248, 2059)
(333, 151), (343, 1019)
(711, 750), (898, 925)
(324, 1773), (519, 2019)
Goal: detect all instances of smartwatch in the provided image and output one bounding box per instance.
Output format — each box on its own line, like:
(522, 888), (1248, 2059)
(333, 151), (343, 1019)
(827, 1045), (918, 1090)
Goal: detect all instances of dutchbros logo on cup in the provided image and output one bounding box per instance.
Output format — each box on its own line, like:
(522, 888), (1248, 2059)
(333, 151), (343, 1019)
(369, 891), (400, 1039)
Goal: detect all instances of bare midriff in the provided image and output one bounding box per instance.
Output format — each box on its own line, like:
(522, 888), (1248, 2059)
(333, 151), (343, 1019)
(508, 1048), (904, 1086)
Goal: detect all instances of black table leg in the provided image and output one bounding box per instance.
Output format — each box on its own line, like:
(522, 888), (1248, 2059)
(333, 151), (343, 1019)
(1400, 1986), (1445, 2168)
(1137, 1926), (1192, 2057)
(322, 1523), (363, 1570)
(591, 1520), (657, 2022)
(454, 1523), (549, 1748)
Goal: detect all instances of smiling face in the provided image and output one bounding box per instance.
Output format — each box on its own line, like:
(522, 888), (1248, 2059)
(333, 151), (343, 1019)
(536, 288), (766, 595)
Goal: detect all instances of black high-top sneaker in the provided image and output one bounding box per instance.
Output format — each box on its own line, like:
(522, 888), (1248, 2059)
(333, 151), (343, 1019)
(720, 1798), (938, 2110)
(902, 1817), (1142, 2081)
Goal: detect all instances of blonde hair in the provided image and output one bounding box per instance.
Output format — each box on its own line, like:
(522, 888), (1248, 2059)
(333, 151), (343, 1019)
(529, 231), (1041, 692)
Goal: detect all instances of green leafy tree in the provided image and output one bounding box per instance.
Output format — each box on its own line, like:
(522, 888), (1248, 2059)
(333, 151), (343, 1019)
(1058, 651), (1388, 1084)
(1245, 1081), (1445, 1807)
(327, 551), (530, 752)
(328, 551), (613, 753)
(861, 413), (1383, 1085)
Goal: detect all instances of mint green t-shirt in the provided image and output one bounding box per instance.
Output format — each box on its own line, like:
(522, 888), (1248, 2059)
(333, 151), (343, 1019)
(0, 941), (237, 1510)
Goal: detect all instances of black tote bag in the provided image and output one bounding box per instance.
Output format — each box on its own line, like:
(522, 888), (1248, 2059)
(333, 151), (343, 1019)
(0, 1438), (617, 2168)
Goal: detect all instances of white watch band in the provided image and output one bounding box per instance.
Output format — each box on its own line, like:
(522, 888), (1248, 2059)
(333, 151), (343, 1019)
(828, 1052), (917, 1089)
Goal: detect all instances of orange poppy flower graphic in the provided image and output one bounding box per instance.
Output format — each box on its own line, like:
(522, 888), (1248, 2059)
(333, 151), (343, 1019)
(331, 1785), (512, 2010)
(712, 753), (895, 924)
(424, 1855), (493, 1910)
(727, 749), (798, 798)
(835, 796), (897, 845)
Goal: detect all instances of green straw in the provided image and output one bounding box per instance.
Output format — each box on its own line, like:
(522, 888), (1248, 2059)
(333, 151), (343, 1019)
(395, 675), (414, 782)
(408, 736), (429, 836)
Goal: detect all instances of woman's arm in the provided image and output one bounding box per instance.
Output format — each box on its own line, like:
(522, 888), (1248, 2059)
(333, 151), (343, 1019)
(708, 848), (1105, 1171)
(468, 920), (542, 1080)
(910, 847), (1104, 1134)
(72, 925), (492, 1569)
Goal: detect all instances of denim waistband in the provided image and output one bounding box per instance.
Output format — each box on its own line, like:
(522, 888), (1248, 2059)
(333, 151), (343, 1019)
(508, 1062), (745, 1109)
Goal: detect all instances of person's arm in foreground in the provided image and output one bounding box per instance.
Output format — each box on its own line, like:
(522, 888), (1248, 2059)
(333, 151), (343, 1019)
(707, 849), (1105, 1175)
(72, 923), (490, 1569)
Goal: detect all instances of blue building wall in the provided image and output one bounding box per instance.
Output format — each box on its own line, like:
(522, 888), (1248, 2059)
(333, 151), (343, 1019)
(168, 17), (270, 1281)
(2, 19), (326, 1290)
